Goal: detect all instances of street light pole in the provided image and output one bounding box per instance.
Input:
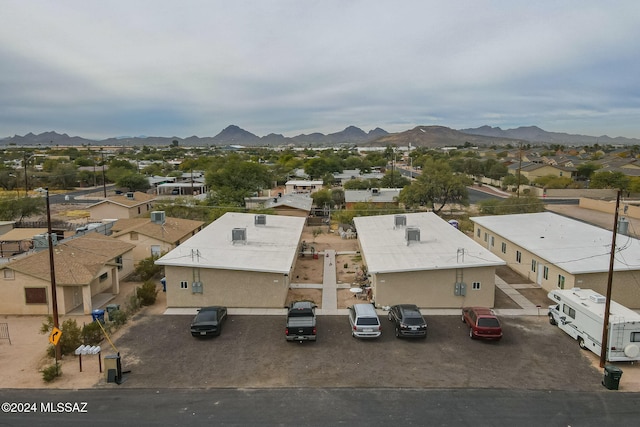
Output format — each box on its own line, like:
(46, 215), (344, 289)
(101, 150), (107, 198)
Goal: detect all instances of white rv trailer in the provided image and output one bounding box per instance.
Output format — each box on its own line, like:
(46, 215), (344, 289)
(548, 288), (640, 362)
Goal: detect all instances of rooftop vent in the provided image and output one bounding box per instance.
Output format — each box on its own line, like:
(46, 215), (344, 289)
(125, 192), (134, 200)
(255, 214), (266, 226)
(232, 227), (247, 244)
(405, 227), (420, 245)
(394, 215), (407, 228)
(371, 188), (380, 196)
(589, 293), (606, 304)
(151, 211), (166, 225)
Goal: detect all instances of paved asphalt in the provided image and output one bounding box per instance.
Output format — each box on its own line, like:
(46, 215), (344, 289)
(0, 388), (637, 426)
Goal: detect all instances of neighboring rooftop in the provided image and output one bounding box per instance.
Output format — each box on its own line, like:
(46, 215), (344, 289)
(111, 216), (204, 244)
(471, 212), (640, 274)
(155, 212), (306, 274)
(354, 212), (505, 274)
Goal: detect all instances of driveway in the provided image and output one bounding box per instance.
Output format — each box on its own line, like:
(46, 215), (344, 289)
(110, 313), (604, 391)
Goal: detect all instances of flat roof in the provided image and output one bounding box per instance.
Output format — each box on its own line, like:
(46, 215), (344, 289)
(471, 212), (640, 274)
(155, 212), (306, 274)
(354, 213), (505, 274)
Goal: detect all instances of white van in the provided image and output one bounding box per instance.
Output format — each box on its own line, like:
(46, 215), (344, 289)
(348, 304), (381, 339)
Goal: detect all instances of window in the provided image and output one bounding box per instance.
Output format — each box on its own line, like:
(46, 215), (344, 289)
(116, 256), (123, 271)
(180, 281), (188, 289)
(3, 269), (14, 279)
(531, 260), (537, 273)
(516, 251), (522, 263)
(25, 287), (47, 304)
(501, 242), (506, 254)
(562, 304), (576, 319)
(472, 282), (481, 290)
(151, 245), (161, 257)
(130, 232), (138, 240)
(477, 228), (481, 238)
(543, 266), (549, 280)
(558, 275), (565, 289)
(490, 236), (494, 247)
(137, 207), (141, 214)
(631, 332), (640, 342)
(99, 272), (108, 282)
(484, 233), (488, 242)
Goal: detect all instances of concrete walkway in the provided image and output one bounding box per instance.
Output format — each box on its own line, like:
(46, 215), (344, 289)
(319, 249), (340, 313)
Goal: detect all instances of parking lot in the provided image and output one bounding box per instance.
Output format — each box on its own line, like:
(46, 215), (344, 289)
(110, 312), (605, 391)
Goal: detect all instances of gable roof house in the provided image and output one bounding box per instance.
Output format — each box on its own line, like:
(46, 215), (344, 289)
(471, 212), (640, 308)
(353, 213), (505, 308)
(345, 188), (402, 209)
(0, 233), (135, 315)
(156, 212), (306, 308)
(110, 212), (205, 263)
(87, 191), (156, 220)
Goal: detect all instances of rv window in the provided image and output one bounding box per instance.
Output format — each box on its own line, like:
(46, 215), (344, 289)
(631, 332), (640, 342)
(562, 305), (576, 319)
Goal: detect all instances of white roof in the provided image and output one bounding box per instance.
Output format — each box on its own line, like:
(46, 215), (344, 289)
(354, 213), (505, 274)
(155, 212), (306, 274)
(471, 212), (640, 274)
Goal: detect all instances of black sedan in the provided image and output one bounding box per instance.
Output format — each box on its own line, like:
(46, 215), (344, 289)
(190, 306), (228, 337)
(387, 304), (427, 338)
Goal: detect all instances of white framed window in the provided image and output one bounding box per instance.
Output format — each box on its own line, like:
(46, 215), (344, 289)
(180, 281), (188, 289)
(501, 242), (506, 254)
(558, 275), (565, 289)
(3, 269), (14, 279)
(476, 228), (481, 238)
(531, 259), (537, 272)
(516, 251), (522, 263)
(490, 236), (495, 247)
(151, 245), (161, 257)
(543, 266), (549, 280)
(472, 282), (481, 290)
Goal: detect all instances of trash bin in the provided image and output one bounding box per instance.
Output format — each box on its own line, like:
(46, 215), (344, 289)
(105, 304), (120, 321)
(603, 365), (623, 390)
(91, 309), (105, 323)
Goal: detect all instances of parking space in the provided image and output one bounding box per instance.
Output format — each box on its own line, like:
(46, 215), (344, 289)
(110, 313), (604, 391)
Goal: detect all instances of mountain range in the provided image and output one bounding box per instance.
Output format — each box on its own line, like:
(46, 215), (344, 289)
(2, 125), (639, 148)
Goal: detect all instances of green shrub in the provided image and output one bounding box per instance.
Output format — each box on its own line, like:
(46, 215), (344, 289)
(42, 318), (82, 357)
(137, 280), (159, 306)
(81, 321), (104, 345)
(42, 364), (61, 382)
(110, 309), (128, 326)
(133, 255), (163, 281)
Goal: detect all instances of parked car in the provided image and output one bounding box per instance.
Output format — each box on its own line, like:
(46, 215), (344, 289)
(387, 304), (427, 338)
(348, 303), (381, 339)
(285, 301), (317, 342)
(190, 306), (228, 337)
(461, 307), (502, 340)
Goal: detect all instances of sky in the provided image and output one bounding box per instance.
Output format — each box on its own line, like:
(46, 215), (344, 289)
(1, 1), (640, 140)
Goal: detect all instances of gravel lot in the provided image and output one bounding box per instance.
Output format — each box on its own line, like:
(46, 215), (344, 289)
(109, 312), (604, 391)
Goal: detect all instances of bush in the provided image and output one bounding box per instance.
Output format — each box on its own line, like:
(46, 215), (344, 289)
(42, 364), (61, 382)
(110, 309), (128, 327)
(133, 255), (163, 281)
(137, 280), (159, 306)
(81, 321), (105, 345)
(42, 317), (83, 357)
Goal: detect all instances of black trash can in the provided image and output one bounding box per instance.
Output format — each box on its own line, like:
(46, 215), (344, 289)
(91, 309), (105, 323)
(105, 304), (120, 321)
(602, 365), (623, 390)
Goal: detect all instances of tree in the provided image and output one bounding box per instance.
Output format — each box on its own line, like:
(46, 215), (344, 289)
(399, 159), (471, 213)
(534, 175), (573, 189)
(311, 189), (333, 208)
(117, 173), (151, 192)
(206, 155), (273, 206)
(589, 171), (630, 190)
(576, 162), (601, 180)
(49, 163), (78, 189)
(478, 195), (544, 215)
(380, 170), (409, 188)
(0, 196), (45, 222)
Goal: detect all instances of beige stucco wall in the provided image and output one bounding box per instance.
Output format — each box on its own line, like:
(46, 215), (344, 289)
(164, 266), (290, 308)
(89, 202), (152, 220)
(370, 266), (496, 308)
(472, 223), (640, 308)
(114, 233), (175, 264)
(0, 272), (52, 315)
(579, 198), (640, 220)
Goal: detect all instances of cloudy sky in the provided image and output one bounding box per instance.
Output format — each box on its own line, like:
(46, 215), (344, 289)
(1, 1), (639, 140)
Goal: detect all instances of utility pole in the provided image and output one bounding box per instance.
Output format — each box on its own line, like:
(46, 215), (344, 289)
(101, 150), (107, 198)
(45, 188), (61, 361)
(516, 143), (523, 198)
(23, 153), (30, 196)
(600, 190), (621, 368)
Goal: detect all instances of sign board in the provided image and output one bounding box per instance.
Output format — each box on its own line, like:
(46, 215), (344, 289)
(49, 327), (62, 346)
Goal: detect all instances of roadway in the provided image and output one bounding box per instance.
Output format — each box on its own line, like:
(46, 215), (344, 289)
(0, 388), (636, 426)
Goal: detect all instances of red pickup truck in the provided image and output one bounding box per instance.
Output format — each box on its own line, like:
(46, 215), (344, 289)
(461, 307), (502, 341)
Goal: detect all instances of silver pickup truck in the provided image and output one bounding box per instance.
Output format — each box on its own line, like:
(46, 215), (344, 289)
(285, 301), (317, 342)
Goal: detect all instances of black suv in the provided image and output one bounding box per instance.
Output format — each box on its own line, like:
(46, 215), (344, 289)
(387, 304), (427, 338)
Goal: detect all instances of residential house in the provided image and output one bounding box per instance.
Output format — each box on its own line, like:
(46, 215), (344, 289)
(285, 180), (323, 194)
(110, 212), (204, 263)
(0, 233), (135, 315)
(471, 212), (640, 307)
(354, 213), (505, 308)
(87, 191), (156, 220)
(156, 212), (306, 308)
(345, 188), (402, 209)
